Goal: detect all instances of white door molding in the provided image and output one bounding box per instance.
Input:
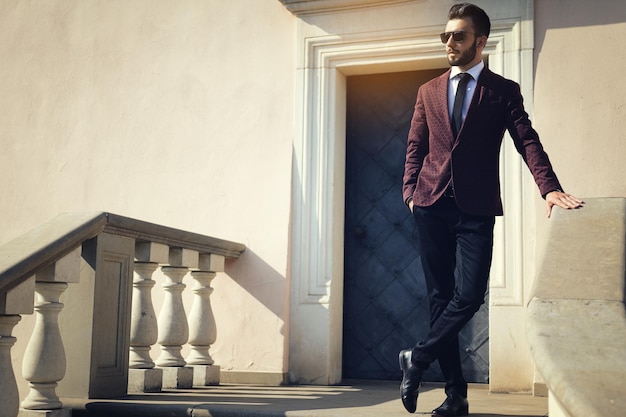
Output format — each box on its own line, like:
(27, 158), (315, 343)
(288, 1), (536, 387)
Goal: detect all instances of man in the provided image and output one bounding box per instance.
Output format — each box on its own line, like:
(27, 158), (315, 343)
(400, 3), (583, 416)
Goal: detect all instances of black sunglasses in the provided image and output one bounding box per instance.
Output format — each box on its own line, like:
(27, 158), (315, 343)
(440, 31), (475, 44)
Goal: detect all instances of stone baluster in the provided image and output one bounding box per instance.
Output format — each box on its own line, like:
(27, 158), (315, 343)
(0, 315), (22, 417)
(156, 266), (189, 368)
(128, 240), (169, 393)
(129, 262), (159, 368)
(187, 253), (224, 386)
(20, 249), (79, 417)
(21, 282), (68, 412)
(156, 247), (198, 389)
(0, 276), (35, 417)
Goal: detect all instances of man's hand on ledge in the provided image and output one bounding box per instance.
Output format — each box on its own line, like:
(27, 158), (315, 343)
(546, 191), (584, 218)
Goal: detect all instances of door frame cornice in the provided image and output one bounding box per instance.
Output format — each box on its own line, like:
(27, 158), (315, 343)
(279, 0), (416, 15)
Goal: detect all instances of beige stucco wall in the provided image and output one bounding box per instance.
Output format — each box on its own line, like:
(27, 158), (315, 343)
(4, 0), (625, 400)
(1, 0), (296, 388)
(532, 0), (626, 391)
(533, 1), (626, 201)
(532, 3), (626, 303)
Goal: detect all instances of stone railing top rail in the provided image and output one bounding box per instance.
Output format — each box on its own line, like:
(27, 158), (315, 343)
(527, 197), (626, 417)
(0, 212), (245, 293)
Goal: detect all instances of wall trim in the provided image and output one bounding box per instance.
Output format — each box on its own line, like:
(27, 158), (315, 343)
(279, 0), (417, 15)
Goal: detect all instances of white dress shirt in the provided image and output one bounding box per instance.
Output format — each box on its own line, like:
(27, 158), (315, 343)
(448, 60), (485, 123)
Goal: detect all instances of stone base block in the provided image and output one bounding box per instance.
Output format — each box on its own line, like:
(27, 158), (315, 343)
(220, 370), (288, 385)
(160, 366), (194, 389)
(128, 368), (163, 393)
(192, 365), (220, 386)
(18, 408), (72, 417)
(533, 382), (548, 397)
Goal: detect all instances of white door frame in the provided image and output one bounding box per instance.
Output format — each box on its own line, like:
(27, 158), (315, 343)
(288, 1), (536, 391)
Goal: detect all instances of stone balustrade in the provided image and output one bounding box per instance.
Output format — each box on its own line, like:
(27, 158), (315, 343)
(0, 212), (244, 417)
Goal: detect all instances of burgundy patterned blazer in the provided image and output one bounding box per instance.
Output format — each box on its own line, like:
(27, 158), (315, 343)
(402, 68), (562, 217)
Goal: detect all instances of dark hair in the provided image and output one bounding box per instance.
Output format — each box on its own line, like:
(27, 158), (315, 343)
(448, 3), (491, 38)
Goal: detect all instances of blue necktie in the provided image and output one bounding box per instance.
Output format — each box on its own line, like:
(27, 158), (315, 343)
(452, 73), (471, 137)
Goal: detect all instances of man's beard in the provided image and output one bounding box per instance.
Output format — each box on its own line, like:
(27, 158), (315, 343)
(448, 39), (477, 67)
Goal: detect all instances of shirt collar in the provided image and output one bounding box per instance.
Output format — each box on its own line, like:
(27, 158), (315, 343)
(450, 60), (485, 80)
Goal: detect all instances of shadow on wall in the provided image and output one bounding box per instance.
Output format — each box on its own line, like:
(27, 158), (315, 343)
(533, 1), (626, 63)
(224, 248), (287, 334)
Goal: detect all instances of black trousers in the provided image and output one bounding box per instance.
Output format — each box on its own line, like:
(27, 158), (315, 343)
(411, 197), (495, 397)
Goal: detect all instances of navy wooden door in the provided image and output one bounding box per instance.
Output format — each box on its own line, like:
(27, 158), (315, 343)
(342, 70), (490, 383)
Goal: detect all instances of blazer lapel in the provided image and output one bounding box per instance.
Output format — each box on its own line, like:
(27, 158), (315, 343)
(434, 70), (455, 148)
(454, 69), (490, 145)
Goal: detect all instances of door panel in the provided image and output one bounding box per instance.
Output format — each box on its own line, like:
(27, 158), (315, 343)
(342, 70), (490, 383)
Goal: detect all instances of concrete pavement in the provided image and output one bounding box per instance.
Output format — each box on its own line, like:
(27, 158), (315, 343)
(67, 380), (548, 417)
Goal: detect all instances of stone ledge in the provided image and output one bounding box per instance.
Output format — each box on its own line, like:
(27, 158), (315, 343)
(527, 198), (626, 417)
(527, 298), (626, 417)
(531, 198), (625, 302)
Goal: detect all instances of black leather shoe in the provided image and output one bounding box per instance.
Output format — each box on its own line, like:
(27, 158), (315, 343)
(399, 349), (423, 413)
(432, 393), (469, 416)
